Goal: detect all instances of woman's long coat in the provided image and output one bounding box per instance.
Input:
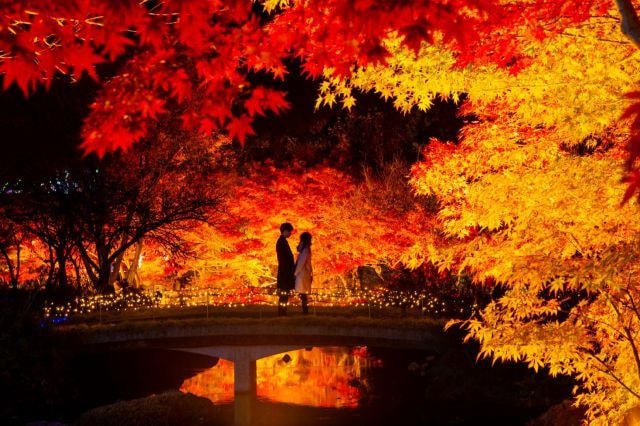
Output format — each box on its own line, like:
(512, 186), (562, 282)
(294, 247), (313, 294)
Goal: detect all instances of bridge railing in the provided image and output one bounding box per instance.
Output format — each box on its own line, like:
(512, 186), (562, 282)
(43, 286), (473, 324)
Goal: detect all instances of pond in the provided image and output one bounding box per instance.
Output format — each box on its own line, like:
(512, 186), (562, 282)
(59, 343), (574, 426)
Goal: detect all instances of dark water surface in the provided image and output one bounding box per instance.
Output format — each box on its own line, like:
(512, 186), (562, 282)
(17, 344), (572, 426)
(46, 342), (574, 426)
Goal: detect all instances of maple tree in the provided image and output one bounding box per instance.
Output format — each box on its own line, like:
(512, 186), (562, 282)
(410, 118), (640, 424)
(0, 0), (610, 155)
(0, 216), (25, 290)
(144, 163), (432, 290)
(6, 0), (640, 423)
(381, 8), (640, 424)
(1, 125), (224, 293)
(69, 128), (224, 292)
(5, 171), (84, 290)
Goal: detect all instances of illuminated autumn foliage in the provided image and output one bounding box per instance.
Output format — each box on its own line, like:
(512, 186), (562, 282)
(0, 0), (612, 154)
(7, 0), (640, 424)
(395, 9), (640, 423)
(166, 164), (432, 289)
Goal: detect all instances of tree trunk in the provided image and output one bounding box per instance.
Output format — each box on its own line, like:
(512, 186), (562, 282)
(616, 0), (640, 48)
(96, 262), (112, 293)
(70, 255), (83, 288)
(45, 246), (56, 290)
(1, 239), (22, 290)
(0, 248), (15, 289)
(126, 239), (143, 287)
(55, 247), (68, 288)
(14, 241), (20, 290)
(78, 247), (99, 288)
(109, 251), (125, 288)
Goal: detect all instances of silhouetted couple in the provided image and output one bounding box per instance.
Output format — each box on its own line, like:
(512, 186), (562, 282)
(276, 222), (313, 316)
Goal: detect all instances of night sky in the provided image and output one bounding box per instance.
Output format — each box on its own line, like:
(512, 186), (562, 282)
(0, 77), (97, 178)
(0, 60), (463, 180)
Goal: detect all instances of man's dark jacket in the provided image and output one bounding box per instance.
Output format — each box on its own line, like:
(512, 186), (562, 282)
(276, 236), (295, 291)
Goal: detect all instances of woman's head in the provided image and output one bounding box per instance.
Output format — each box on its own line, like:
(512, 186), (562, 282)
(299, 232), (312, 247)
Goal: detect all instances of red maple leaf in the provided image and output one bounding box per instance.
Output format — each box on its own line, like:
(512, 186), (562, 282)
(178, 0), (213, 53)
(167, 69), (192, 103)
(139, 97), (166, 119)
(203, 102), (233, 126)
(101, 31), (135, 61)
(262, 88), (290, 115)
(270, 65), (288, 80)
(198, 117), (217, 135)
(226, 114), (256, 146)
(244, 87), (267, 116)
(63, 43), (104, 81)
(0, 55), (40, 96)
(244, 86), (290, 117)
(81, 122), (147, 158)
(35, 50), (60, 90)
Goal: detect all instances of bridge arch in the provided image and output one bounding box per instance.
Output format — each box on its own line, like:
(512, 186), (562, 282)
(66, 320), (446, 426)
(173, 344), (306, 394)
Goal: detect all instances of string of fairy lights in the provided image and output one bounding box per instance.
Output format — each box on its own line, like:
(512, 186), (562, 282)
(43, 287), (478, 323)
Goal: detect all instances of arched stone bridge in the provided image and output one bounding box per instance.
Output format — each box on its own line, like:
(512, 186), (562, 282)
(64, 319), (449, 425)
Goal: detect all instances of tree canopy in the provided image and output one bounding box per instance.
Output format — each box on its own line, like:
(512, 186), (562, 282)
(5, 0), (640, 423)
(0, 0), (613, 151)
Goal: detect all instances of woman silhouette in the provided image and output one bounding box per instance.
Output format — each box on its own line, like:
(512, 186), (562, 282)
(294, 232), (313, 314)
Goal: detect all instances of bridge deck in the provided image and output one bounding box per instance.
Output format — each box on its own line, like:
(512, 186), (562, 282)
(56, 313), (451, 351)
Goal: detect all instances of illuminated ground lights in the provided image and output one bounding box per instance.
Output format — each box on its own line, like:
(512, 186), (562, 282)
(43, 287), (478, 322)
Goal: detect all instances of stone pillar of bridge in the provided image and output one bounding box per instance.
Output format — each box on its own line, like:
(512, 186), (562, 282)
(234, 347), (257, 394)
(234, 347), (257, 426)
(234, 392), (252, 426)
(172, 345), (304, 426)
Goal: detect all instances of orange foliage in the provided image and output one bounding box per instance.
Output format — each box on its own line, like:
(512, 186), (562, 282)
(180, 347), (379, 408)
(138, 165), (432, 290)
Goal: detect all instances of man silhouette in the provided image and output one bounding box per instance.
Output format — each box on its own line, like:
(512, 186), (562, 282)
(276, 222), (295, 316)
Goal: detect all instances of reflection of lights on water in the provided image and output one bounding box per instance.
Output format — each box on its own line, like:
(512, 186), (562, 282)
(180, 347), (381, 408)
(181, 358), (235, 403)
(257, 346), (380, 408)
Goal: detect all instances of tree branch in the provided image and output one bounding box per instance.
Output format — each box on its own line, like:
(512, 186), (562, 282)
(605, 289), (640, 386)
(587, 350), (640, 400)
(616, 0), (640, 49)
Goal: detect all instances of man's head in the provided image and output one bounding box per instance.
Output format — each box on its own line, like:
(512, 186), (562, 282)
(280, 222), (293, 238)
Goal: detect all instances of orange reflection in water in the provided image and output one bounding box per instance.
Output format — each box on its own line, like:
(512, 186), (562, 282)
(180, 347), (381, 408)
(181, 358), (235, 403)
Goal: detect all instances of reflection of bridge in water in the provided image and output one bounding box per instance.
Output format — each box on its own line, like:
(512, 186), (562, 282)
(177, 345), (307, 425)
(75, 321), (446, 425)
(178, 344), (307, 393)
